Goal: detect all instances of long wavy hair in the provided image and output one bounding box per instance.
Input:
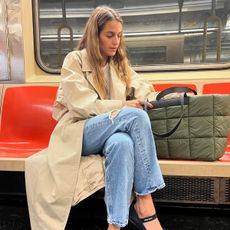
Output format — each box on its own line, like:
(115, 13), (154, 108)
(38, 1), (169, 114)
(77, 6), (131, 98)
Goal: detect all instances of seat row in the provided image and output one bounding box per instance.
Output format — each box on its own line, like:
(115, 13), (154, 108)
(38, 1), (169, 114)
(0, 83), (230, 176)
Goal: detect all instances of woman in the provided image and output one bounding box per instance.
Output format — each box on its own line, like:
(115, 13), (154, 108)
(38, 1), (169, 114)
(25, 5), (165, 230)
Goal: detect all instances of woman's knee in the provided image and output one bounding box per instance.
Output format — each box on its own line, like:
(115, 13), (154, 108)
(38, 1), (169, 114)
(103, 133), (134, 159)
(122, 107), (150, 125)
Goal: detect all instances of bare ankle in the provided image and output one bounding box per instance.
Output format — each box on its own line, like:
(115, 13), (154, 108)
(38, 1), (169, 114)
(107, 224), (120, 230)
(135, 194), (156, 218)
(134, 195), (163, 230)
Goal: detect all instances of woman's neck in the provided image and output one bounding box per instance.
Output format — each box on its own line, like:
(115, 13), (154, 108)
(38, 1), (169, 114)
(102, 57), (109, 66)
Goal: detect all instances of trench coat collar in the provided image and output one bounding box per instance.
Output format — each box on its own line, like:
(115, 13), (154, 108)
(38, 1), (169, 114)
(81, 49), (92, 72)
(80, 49), (126, 100)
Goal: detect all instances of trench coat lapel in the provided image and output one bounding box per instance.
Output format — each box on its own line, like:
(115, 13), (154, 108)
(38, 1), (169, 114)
(86, 67), (126, 100)
(81, 50), (104, 99)
(109, 65), (126, 100)
(84, 72), (105, 100)
(81, 50), (126, 100)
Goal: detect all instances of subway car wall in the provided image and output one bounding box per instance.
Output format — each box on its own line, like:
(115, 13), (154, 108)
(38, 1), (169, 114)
(1, 0), (230, 217)
(0, 0), (229, 91)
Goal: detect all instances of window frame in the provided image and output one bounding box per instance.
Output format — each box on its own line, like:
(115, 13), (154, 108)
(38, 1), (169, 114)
(32, 0), (230, 74)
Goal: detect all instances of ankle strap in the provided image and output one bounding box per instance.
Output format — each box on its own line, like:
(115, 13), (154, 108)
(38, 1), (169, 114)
(140, 214), (158, 223)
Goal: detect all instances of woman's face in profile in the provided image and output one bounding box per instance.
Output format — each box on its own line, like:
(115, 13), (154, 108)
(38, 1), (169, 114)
(99, 19), (122, 62)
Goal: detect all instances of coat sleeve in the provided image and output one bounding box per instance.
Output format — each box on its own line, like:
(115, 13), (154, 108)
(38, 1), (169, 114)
(57, 52), (124, 119)
(129, 69), (158, 101)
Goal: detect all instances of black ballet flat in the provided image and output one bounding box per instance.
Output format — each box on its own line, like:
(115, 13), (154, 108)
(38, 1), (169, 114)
(129, 202), (158, 230)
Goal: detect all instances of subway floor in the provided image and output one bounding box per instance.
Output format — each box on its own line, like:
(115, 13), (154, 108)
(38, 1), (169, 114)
(0, 197), (230, 230)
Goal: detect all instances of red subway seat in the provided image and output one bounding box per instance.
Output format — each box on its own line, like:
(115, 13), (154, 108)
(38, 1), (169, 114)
(202, 82), (230, 94)
(153, 83), (197, 92)
(0, 86), (58, 158)
(202, 82), (230, 162)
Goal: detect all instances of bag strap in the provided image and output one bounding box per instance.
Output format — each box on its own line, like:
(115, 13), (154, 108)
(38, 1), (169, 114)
(156, 86), (197, 101)
(150, 86), (197, 138)
(151, 93), (186, 138)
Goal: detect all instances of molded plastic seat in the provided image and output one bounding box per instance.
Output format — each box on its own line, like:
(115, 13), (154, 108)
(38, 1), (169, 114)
(0, 86), (58, 158)
(153, 83), (197, 92)
(219, 150), (230, 162)
(202, 82), (230, 94)
(202, 82), (230, 162)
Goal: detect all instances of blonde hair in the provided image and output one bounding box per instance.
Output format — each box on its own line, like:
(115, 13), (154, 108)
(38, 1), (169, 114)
(77, 6), (131, 98)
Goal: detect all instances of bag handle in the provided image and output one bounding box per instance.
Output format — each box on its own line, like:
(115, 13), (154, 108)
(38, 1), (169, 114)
(156, 86), (197, 101)
(151, 93), (186, 138)
(149, 86), (197, 138)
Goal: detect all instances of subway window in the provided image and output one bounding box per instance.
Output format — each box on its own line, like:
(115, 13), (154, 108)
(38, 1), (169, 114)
(0, 0), (9, 80)
(0, 0), (24, 82)
(33, 0), (230, 73)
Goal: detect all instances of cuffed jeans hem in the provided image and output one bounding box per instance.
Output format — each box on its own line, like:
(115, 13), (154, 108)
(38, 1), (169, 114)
(107, 218), (128, 228)
(134, 182), (166, 196)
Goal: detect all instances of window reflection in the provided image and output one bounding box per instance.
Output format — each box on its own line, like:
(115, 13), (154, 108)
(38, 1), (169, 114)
(0, 0), (9, 80)
(34, 0), (230, 73)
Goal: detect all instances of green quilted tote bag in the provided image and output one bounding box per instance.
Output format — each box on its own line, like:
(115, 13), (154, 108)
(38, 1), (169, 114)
(147, 87), (230, 161)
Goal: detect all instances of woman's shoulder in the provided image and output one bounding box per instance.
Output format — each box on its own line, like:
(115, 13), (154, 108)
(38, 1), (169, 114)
(62, 49), (89, 69)
(62, 49), (92, 72)
(64, 49), (86, 62)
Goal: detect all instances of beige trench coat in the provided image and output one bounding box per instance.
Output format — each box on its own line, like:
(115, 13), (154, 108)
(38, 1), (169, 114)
(25, 49), (157, 230)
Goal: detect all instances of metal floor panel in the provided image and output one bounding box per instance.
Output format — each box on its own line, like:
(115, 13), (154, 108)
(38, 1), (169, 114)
(1, 198), (230, 230)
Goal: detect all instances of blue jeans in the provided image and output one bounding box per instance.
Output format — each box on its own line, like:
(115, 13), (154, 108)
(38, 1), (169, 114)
(82, 107), (165, 227)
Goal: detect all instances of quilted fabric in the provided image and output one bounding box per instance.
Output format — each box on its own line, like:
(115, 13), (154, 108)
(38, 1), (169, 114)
(148, 94), (230, 161)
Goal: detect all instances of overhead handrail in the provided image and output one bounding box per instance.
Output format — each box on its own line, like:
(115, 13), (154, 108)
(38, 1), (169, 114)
(202, 0), (222, 62)
(178, 0), (184, 33)
(57, 0), (74, 66)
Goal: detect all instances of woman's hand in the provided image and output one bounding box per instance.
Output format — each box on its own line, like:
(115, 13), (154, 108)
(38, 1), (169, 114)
(124, 100), (153, 109)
